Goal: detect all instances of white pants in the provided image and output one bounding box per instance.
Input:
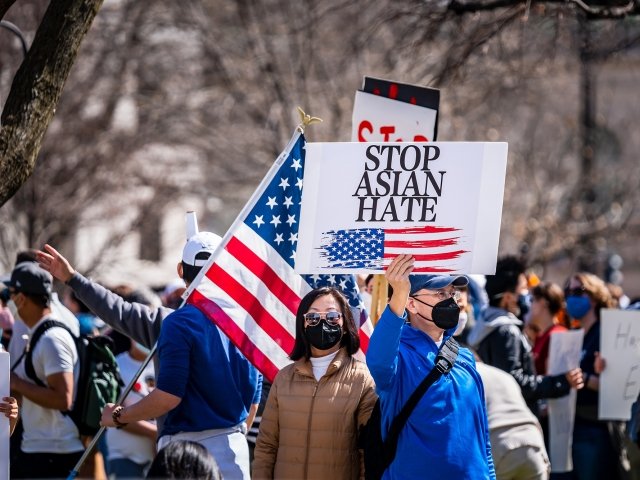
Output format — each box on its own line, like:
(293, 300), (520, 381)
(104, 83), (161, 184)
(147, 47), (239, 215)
(158, 423), (250, 479)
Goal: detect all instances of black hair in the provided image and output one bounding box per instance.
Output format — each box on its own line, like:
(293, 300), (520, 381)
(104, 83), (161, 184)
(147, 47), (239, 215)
(15, 249), (38, 266)
(70, 290), (91, 313)
(181, 252), (211, 284)
(146, 440), (221, 480)
(22, 292), (50, 309)
(484, 255), (526, 307)
(365, 274), (374, 286)
(289, 287), (360, 361)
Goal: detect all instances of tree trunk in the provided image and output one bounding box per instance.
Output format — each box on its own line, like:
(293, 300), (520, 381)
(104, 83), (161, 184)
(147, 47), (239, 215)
(0, 0), (104, 207)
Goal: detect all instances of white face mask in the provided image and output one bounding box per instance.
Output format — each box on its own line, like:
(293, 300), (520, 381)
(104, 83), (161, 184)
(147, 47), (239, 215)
(454, 311), (468, 337)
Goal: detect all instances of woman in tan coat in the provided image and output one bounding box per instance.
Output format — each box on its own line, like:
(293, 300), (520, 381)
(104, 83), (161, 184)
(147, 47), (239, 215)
(253, 286), (377, 480)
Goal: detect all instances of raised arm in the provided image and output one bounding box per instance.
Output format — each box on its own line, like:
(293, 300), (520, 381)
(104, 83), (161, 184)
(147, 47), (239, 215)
(366, 255), (414, 391)
(37, 244), (166, 347)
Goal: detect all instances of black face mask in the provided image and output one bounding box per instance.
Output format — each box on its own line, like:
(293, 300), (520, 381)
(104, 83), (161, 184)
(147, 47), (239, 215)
(305, 320), (343, 351)
(412, 296), (461, 330)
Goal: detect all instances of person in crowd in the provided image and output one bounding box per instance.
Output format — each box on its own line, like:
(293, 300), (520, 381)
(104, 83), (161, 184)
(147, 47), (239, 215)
(475, 359), (550, 480)
(366, 254), (495, 479)
(64, 290), (102, 336)
(5, 262), (83, 478)
(146, 440), (221, 480)
(9, 250), (80, 371)
(106, 337), (157, 478)
(468, 255), (583, 417)
(160, 278), (186, 310)
(0, 286), (14, 349)
(528, 282), (568, 376)
(565, 272), (630, 480)
(0, 395), (19, 436)
(253, 286), (377, 479)
(96, 230), (261, 480)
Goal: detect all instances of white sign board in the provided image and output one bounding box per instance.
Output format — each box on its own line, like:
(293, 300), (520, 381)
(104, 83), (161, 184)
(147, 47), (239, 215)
(0, 351), (9, 480)
(352, 91), (437, 143)
(547, 329), (584, 473)
(296, 141), (507, 274)
(599, 309), (640, 420)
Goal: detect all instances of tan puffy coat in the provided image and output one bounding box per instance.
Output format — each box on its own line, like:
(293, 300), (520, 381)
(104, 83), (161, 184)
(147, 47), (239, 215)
(252, 347), (377, 480)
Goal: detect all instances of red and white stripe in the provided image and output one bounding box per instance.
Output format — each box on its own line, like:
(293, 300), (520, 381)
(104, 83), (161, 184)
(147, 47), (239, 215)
(188, 222), (313, 381)
(382, 226), (468, 273)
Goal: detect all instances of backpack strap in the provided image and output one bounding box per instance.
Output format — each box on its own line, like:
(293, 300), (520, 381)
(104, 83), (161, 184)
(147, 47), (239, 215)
(383, 337), (459, 468)
(24, 320), (74, 388)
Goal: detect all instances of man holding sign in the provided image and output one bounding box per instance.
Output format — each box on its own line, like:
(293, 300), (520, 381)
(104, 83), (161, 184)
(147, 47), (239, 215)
(366, 254), (495, 479)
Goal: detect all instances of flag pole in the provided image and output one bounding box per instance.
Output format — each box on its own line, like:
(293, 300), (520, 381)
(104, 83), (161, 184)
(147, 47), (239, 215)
(66, 343), (158, 480)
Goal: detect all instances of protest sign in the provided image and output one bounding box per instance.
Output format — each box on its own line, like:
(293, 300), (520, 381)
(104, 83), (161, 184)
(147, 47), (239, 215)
(296, 141), (507, 274)
(547, 329), (584, 472)
(599, 308), (640, 420)
(1, 351), (9, 480)
(353, 77), (440, 143)
(352, 91), (438, 143)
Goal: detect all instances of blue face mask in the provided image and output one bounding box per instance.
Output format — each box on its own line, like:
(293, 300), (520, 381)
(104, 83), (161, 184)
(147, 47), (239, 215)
(566, 295), (591, 319)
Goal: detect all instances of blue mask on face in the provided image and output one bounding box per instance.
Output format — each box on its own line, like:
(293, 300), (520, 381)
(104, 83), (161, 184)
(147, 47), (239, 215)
(566, 295), (591, 319)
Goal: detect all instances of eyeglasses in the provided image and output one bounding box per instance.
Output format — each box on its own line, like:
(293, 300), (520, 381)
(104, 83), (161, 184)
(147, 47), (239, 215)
(303, 311), (342, 326)
(565, 286), (587, 297)
(415, 290), (461, 302)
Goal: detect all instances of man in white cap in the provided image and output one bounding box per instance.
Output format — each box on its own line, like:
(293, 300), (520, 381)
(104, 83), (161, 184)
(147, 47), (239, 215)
(366, 254), (495, 480)
(38, 220), (262, 480)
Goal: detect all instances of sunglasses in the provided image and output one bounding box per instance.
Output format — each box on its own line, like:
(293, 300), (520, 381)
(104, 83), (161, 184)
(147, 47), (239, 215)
(565, 286), (587, 297)
(303, 311), (342, 326)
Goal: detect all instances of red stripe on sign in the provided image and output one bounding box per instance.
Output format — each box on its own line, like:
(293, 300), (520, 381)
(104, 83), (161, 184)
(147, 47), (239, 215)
(383, 250), (467, 262)
(205, 263), (296, 353)
(225, 236), (301, 316)
(385, 226), (459, 234)
(384, 237), (460, 249)
(188, 289), (281, 382)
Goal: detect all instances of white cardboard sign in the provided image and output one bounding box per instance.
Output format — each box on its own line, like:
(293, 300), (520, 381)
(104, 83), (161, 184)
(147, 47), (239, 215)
(351, 91), (438, 143)
(599, 309), (640, 420)
(295, 141), (507, 274)
(547, 329), (584, 473)
(1, 351), (9, 480)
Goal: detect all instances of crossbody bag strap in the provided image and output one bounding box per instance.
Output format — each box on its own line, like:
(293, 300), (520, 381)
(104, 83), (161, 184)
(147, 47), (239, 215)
(383, 337), (460, 464)
(24, 320), (73, 387)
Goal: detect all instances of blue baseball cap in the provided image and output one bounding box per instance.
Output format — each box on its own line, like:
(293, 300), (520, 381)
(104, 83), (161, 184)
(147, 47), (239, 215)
(409, 274), (468, 295)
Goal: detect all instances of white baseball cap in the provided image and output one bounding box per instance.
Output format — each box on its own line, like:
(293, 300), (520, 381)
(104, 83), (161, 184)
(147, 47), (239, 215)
(182, 232), (222, 267)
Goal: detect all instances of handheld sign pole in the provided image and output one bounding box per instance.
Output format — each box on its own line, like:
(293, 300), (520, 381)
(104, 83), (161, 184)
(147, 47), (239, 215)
(66, 342), (158, 480)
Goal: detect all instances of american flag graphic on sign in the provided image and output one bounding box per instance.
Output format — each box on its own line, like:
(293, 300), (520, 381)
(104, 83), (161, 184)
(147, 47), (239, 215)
(319, 226), (468, 273)
(185, 131), (372, 382)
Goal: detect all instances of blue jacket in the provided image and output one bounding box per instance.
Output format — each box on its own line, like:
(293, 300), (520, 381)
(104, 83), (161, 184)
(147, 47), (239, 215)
(367, 306), (495, 479)
(156, 304), (262, 437)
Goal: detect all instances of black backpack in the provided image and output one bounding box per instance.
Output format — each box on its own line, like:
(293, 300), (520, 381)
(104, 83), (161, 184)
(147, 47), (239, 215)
(360, 337), (459, 480)
(24, 320), (124, 436)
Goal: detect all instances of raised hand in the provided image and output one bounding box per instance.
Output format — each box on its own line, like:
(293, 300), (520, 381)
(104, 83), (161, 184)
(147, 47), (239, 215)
(36, 244), (75, 283)
(385, 254), (415, 317)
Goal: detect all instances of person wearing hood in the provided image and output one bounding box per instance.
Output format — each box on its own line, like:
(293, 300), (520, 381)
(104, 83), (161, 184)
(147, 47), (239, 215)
(366, 254), (495, 479)
(467, 256), (583, 417)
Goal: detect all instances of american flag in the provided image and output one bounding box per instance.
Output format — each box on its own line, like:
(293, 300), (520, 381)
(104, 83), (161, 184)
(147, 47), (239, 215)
(185, 131), (372, 382)
(319, 226), (468, 273)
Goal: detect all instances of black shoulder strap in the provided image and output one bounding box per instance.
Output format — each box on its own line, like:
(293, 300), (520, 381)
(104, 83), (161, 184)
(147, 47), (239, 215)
(383, 337), (459, 464)
(24, 320), (74, 387)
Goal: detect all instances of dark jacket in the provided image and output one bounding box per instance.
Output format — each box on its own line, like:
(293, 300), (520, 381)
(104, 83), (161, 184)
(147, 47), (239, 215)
(468, 306), (570, 415)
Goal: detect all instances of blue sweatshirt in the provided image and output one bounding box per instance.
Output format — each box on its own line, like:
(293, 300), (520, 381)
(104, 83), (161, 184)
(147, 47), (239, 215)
(156, 304), (262, 437)
(366, 306), (495, 480)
